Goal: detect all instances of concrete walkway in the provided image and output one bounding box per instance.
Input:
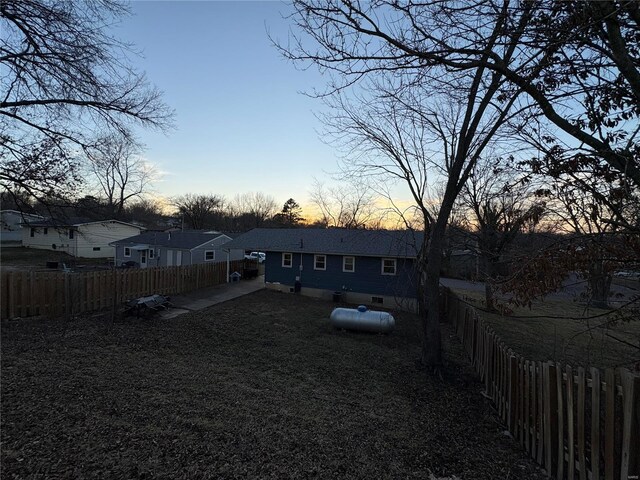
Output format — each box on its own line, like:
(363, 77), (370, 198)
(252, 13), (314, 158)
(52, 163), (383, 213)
(159, 276), (265, 319)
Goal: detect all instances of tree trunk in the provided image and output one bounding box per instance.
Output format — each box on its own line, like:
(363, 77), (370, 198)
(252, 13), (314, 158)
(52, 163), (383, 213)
(483, 255), (497, 311)
(421, 254), (443, 368)
(419, 225), (448, 369)
(588, 260), (612, 309)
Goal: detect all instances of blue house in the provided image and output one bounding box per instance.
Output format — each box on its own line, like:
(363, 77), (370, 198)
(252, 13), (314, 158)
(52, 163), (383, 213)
(223, 228), (424, 312)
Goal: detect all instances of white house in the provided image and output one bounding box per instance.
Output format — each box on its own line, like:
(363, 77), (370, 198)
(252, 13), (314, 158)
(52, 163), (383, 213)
(1, 210), (44, 244)
(22, 218), (145, 258)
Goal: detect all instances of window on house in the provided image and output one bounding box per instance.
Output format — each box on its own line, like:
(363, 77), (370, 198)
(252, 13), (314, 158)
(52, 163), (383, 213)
(204, 250), (214, 261)
(68, 229), (74, 239)
(30, 228), (35, 237)
(124, 247), (131, 257)
(43, 228), (48, 235)
(148, 249), (155, 259)
(372, 296), (384, 304)
(282, 252), (292, 268)
(314, 254), (326, 271)
(381, 258), (396, 275)
(93, 247), (100, 251)
(343, 256), (355, 272)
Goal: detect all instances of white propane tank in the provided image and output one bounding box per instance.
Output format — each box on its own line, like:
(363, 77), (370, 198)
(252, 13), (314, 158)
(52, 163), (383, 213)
(330, 305), (395, 333)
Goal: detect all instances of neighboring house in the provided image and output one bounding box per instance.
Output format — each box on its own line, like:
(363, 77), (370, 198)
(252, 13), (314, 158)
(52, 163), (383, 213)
(22, 218), (145, 258)
(110, 230), (244, 269)
(1, 210), (44, 244)
(223, 228), (424, 312)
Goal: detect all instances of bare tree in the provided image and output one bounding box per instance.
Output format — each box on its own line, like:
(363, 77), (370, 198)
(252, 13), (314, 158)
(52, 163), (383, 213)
(0, 0), (173, 204)
(281, 0), (640, 187)
(230, 192), (278, 228)
(86, 136), (156, 218)
(325, 80), (521, 368)
(173, 194), (225, 230)
(456, 158), (546, 311)
(124, 198), (165, 226)
(0, 138), (82, 207)
(309, 178), (384, 229)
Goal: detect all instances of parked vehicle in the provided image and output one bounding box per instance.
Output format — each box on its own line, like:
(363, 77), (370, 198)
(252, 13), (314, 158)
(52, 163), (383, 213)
(244, 251), (265, 263)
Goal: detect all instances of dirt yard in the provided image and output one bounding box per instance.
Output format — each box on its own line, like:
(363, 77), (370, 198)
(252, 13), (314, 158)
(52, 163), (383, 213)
(2, 290), (546, 479)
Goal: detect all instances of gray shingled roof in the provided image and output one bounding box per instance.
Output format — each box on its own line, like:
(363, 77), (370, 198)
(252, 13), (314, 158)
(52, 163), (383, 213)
(111, 230), (229, 250)
(223, 228), (424, 258)
(24, 217), (140, 228)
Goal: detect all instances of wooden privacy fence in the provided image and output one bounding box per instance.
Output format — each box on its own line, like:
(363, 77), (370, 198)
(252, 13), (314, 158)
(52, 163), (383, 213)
(441, 287), (639, 480)
(1, 261), (244, 319)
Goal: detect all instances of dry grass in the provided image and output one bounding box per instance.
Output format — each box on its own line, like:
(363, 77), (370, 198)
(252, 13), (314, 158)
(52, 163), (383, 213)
(450, 288), (640, 371)
(1, 247), (111, 271)
(2, 290), (546, 479)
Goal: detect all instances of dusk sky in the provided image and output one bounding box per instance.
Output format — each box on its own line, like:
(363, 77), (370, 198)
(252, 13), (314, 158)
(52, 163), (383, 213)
(116, 1), (344, 210)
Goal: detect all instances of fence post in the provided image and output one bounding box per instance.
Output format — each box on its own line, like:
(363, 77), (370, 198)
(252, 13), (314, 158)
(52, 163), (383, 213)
(544, 362), (559, 476)
(566, 365), (575, 480)
(509, 355), (518, 434)
(556, 363), (565, 480)
(604, 369), (615, 480)
(620, 369), (640, 479)
(576, 367), (586, 480)
(591, 368), (601, 480)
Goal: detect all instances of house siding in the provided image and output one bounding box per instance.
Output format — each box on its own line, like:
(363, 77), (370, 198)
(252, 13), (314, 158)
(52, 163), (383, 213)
(22, 227), (75, 254)
(75, 223), (143, 258)
(113, 236), (244, 268)
(265, 252), (418, 299)
(22, 222), (143, 258)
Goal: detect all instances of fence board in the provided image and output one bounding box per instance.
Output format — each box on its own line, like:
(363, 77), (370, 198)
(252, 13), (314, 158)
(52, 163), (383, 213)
(577, 367), (586, 480)
(544, 362), (558, 475)
(557, 363), (565, 480)
(525, 360), (531, 454)
(591, 368), (601, 480)
(605, 369), (615, 480)
(566, 365), (575, 480)
(510, 355), (518, 434)
(620, 369), (639, 479)
(536, 361), (544, 465)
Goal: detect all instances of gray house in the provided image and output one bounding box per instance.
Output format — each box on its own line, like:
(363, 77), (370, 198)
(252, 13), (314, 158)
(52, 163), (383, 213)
(110, 230), (244, 268)
(223, 228), (423, 312)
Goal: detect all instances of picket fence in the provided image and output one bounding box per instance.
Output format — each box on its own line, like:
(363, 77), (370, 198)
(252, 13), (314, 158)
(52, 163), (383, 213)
(441, 287), (639, 480)
(1, 261), (244, 319)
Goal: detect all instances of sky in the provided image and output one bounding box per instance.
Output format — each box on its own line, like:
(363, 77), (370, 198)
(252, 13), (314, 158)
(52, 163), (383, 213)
(115, 0), (345, 210)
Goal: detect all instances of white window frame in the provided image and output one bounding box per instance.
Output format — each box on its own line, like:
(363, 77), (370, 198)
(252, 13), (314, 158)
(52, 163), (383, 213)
(148, 249), (155, 259)
(343, 256), (355, 273)
(30, 228), (35, 238)
(282, 252), (293, 268)
(68, 229), (74, 239)
(314, 254), (326, 271)
(43, 228), (48, 235)
(204, 250), (215, 262)
(381, 258), (397, 275)
(124, 247), (131, 257)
